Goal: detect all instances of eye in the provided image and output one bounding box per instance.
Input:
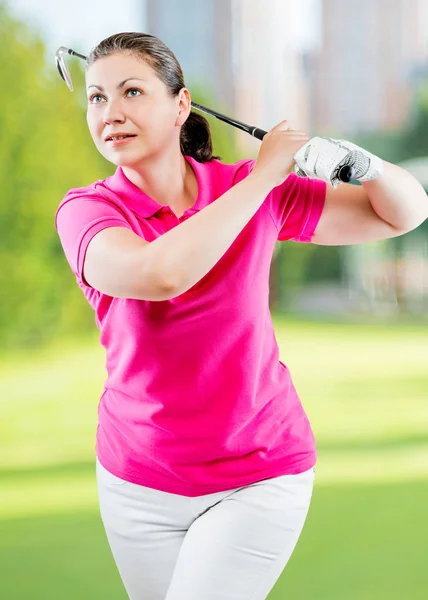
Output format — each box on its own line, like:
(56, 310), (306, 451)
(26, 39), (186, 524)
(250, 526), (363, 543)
(127, 88), (142, 97)
(88, 93), (104, 104)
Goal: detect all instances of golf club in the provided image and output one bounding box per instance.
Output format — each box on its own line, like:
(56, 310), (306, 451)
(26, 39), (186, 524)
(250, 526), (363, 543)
(55, 46), (355, 183)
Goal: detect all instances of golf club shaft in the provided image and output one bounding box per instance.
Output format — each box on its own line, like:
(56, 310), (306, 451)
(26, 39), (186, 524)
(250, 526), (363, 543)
(191, 102), (266, 141)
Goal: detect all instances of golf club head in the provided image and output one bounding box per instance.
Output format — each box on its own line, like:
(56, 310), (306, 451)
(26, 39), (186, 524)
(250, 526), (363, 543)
(55, 47), (74, 92)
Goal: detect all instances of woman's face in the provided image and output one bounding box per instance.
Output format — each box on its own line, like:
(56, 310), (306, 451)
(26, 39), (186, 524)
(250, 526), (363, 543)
(85, 52), (190, 166)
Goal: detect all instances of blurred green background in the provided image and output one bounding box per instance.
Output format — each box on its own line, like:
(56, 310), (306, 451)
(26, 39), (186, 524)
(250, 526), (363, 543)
(1, 4), (427, 599)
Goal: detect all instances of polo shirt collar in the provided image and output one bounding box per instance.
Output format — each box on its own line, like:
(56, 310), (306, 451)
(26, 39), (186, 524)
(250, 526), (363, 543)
(104, 155), (211, 218)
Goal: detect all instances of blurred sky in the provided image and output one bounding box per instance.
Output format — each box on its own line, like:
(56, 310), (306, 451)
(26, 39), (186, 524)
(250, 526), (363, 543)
(8, 0), (146, 54)
(8, 0), (321, 57)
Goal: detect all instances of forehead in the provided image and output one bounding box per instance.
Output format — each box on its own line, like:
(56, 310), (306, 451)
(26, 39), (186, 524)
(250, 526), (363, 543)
(85, 53), (158, 87)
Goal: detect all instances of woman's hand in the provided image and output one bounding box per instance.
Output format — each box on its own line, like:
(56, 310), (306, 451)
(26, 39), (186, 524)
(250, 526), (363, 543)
(250, 120), (310, 188)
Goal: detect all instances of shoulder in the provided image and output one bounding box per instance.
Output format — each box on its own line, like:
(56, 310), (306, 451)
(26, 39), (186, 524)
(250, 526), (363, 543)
(205, 157), (256, 185)
(58, 180), (102, 206)
(55, 177), (121, 233)
(56, 176), (118, 214)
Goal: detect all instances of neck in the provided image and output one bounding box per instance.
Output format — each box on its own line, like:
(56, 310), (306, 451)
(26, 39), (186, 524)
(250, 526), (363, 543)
(122, 148), (198, 216)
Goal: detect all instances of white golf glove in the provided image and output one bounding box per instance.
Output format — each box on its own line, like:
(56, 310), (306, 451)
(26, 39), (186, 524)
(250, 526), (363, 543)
(293, 136), (383, 188)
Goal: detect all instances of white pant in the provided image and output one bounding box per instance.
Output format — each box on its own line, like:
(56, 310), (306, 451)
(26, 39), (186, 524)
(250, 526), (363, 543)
(96, 457), (315, 600)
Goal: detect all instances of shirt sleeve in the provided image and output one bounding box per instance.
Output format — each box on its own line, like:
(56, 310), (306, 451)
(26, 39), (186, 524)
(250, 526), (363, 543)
(55, 195), (133, 285)
(232, 159), (327, 243)
(268, 172), (327, 243)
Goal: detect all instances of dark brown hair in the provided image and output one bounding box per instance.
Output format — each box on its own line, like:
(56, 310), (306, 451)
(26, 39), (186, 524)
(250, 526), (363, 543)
(86, 32), (220, 162)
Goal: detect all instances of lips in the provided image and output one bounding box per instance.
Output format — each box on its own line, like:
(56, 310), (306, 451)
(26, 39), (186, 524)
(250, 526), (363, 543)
(105, 134), (137, 142)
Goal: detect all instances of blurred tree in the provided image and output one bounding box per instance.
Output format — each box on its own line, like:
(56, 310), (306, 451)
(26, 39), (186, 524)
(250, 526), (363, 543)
(396, 81), (428, 162)
(353, 78), (428, 165)
(305, 245), (342, 282)
(0, 7), (112, 351)
(271, 242), (316, 310)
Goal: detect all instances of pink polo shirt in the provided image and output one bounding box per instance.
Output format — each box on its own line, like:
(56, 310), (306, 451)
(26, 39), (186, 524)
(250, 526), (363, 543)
(55, 155), (326, 497)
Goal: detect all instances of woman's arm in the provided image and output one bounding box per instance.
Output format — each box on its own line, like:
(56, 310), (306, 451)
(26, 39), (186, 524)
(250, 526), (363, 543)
(312, 161), (428, 246)
(143, 171), (274, 296)
(362, 161), (428, 231)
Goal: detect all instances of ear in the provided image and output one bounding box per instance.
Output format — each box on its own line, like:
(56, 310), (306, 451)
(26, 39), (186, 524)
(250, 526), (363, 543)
(175, 88), (191, 126)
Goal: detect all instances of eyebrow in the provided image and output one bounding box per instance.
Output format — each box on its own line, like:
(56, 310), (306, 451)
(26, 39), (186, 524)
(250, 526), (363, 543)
(87, 78), (146, 92)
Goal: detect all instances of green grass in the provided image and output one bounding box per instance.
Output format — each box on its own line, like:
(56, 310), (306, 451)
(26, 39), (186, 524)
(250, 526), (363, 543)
(1, 316), (427, 599)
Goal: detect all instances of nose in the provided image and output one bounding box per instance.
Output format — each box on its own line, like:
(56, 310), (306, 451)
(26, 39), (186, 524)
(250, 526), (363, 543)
(102, 99), (126, 125)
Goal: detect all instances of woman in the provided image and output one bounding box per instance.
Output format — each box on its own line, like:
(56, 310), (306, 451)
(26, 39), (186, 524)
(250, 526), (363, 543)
(55, 32), (427, 600)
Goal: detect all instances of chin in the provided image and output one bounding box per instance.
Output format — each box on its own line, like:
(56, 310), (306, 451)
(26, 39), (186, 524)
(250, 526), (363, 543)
(98, 138), (160, 166)
(101, 150), (146, 168)
(115, 154), (147, 167)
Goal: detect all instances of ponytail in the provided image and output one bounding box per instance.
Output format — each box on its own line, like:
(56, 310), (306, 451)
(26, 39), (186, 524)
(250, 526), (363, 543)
(180, 111), (221, 162)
